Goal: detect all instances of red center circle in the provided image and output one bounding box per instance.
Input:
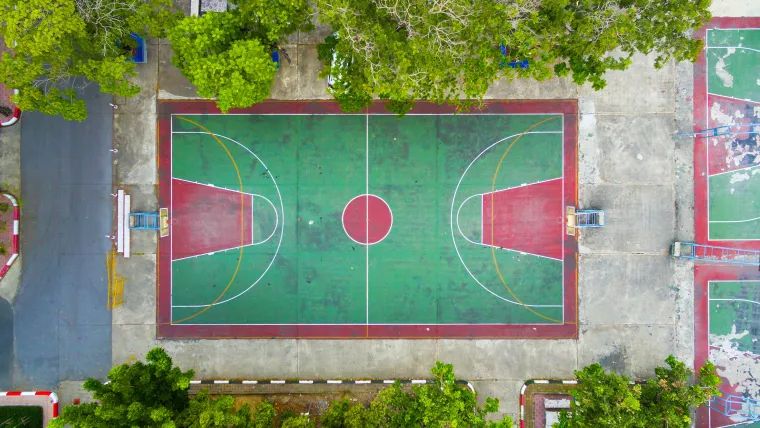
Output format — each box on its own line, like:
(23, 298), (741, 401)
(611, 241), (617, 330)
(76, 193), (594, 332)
(342, 194), (393, 245)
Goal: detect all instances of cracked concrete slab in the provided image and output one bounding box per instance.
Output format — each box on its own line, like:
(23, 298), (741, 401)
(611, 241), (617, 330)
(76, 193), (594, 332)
(579, 184), (675, 254)
(578, 53), (674, 115)
(579, 254), (676, 325)
(595, 115), (675, 185)
(578, 324), (676, 379)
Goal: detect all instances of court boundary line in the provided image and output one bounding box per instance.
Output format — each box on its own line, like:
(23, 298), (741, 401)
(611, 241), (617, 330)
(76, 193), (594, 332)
(171, 113), (563, 116)
(157, 101), (579, 337)
(450, 129), (566, 316)
(170, 129), (285, 310)
(705, 28), (760, 242)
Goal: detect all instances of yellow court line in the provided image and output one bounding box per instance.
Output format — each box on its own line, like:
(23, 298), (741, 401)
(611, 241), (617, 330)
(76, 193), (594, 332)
(170, 116), (246, 325)
(490, 116), (563, 324)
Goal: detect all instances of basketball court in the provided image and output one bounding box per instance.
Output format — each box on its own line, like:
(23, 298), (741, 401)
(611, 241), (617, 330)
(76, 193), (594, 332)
(156, 101), (578, 338)
(693, 17), (760, 428)
(695, 19), (760, 244)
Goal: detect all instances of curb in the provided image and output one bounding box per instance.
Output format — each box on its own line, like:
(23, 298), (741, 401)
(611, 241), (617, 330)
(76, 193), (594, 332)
(0, 193), (18, 279)
(519, 379), (577, 428)
(0, 90), (21, 127)
(191, 378), (476, 393)
(0, 390), (59, 417)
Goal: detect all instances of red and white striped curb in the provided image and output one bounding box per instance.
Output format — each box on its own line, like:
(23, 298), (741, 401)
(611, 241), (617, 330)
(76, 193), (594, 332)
(0, 90), (21, 127)
(0, 391), (59, 417)
(0, 193), (19, 279)
(519, 379), (577, 428)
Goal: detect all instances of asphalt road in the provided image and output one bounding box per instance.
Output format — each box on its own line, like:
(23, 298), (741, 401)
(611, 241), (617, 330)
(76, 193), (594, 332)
(13, 85), (113, 389)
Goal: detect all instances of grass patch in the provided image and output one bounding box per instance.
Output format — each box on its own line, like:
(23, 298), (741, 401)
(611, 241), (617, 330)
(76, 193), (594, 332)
(0, 406), (44, 428)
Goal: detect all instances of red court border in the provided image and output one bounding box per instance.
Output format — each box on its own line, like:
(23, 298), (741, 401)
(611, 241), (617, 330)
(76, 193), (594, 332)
(157, 100), (579, 339)
(694, 264), (760, 428)
(694, 18), (760, 249)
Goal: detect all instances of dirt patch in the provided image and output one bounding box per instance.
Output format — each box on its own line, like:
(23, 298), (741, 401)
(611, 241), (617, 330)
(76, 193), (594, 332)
(232, 390), (378, 421)
(193, 383), (388, 424)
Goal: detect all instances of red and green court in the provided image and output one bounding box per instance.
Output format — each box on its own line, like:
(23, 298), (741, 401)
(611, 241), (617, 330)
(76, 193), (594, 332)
(693, 18), (760, 428)
(157, 101), (578, 338)
(695, 18), (760, 245)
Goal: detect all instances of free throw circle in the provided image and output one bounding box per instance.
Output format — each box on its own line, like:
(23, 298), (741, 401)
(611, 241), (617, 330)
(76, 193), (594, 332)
(342, 194), (393, 245)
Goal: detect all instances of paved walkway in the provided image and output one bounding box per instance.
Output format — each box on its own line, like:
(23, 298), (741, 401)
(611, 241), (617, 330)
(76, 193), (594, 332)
(15, 85), (113, 390)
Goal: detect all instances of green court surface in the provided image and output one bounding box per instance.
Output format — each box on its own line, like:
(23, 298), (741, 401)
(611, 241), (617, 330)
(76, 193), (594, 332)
(702, 27), (760, 241)
(157, 101), (578, 338)
(706, 280), (760, 427)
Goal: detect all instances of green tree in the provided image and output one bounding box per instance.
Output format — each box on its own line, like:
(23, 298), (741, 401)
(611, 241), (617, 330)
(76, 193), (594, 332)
(556, 355), (721, 428)
(322, 361), (511, 427)
(168, 0), (313, 113)
(0, 0), (180, 121)
(175, 389), (256, 428)
(315, 0), (711, 115)
(49, 347), (195, 428)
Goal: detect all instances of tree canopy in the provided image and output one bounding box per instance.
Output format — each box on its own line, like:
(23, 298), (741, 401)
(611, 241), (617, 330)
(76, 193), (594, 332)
(168, 0), (313, 113)
(321, 361), (511, 427)
(0, 0), (180, 121)
(49, 347), (195, 428)
(556, 355), (721, 428)
(314, 0), (712, 115)
(51, 350), (510, 428)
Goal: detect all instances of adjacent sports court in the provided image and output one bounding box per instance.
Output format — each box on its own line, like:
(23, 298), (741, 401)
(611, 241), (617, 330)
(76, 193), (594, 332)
(695, 266), (760, 428)
(694, 20), (760, 244)
(156, 101), (578, 338)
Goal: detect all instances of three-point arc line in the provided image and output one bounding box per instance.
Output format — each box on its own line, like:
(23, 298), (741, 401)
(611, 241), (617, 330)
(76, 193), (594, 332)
(169, 129), (286, 310)
(489, 116), (564, 324)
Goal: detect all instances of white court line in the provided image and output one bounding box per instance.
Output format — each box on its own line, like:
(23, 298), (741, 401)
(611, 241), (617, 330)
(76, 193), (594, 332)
(366, 114), (369, 326)
(455, 193), (563, 263)
(172, 113), (563, 117)
(450, 130), (565, 309)
(171, 117), (174, 322)
(707, 92), (760, 105)
(341, 194), (393, 246)
(709, 215), (760, 224)
(172, 176), (258, 196)
(179, 322), (561, 326)
(251, 194), (279, 245)
(706, 46), (760, 54)
(708, 163), (760, 178)
(706, 32), (711, 242)
(710, 298), (760, 306)
(171, 130), (285, 309)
